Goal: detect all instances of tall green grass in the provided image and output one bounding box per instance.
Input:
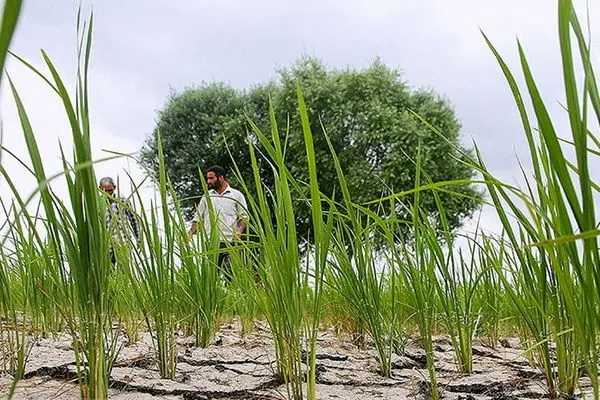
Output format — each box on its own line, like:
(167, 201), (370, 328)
(473, 1), (600, 396)
(1, 10), (125, 398)
(244, 101), (306, 399)
(0, 0), (23, 89)
(0, 214), (28, 398)
(399, 157), (440, 400)
(178, 166), (225, 348)
(0, 0), (24, 170)
(427, 188), (482, 374)
(328, 207), (399, 378)
(471, 234), (505, 348)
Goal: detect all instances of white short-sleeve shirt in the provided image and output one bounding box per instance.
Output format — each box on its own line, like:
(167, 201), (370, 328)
(195, 185), (248, 242)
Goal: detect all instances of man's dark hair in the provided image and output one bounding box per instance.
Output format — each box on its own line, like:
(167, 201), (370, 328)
(207, 165), (227, 178)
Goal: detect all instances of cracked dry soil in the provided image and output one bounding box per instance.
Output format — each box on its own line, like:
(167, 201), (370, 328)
(0, 322), (595, 399)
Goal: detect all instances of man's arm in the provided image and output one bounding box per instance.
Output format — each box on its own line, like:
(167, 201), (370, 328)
(234, 192), (249, 239)
(235, 220), (246, 237)
(188, 221), (198, 238)
(188, 198), (205, 239)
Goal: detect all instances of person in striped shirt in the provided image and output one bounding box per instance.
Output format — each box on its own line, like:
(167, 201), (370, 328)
(99, 176), (140, 263)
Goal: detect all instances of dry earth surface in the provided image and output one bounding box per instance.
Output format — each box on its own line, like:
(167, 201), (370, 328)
(0, 321), (594, 399)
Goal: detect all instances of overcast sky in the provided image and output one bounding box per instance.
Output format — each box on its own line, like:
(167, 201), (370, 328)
(1, 0), (598, 235)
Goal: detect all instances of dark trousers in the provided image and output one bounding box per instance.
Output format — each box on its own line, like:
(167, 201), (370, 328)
(218, 241), (233, 282)
(217, 240), (262, 285)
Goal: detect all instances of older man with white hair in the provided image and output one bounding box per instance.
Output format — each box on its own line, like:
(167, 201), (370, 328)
(99, 176), (140, 262)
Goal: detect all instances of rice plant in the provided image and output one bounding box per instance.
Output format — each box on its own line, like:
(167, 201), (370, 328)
(244, 103), (306, 399)
(424, 186), (482, 374)
(178, 173), (225, 348)
(1, 10), (128, 398)
(127, 142), (179, 378)
(473, 1), (600, 396)
(472, 234), (508, 348)
(0, 230), (27, 395)
(329, 216), (399, 378)
(0, 0), (23, 89)
(398, 204), (440, 399)
(226, 248), (261, 337)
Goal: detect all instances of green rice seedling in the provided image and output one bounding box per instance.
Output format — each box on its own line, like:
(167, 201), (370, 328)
(321, 267), (366, 342)
(0, 255), (28, 400)
(0, 245), (25, 380)
(7, 208), (65, 337)
(296, 87), (336, 400)
(177, 238), (223, 348)
(0, 150), (69, 341)
(177, 192), (224, 348)
(112, 249), (142, 345)
(244, 101), (306, 400)
(0, 250), (15, 370)
(394, 170), (476, 375)
(127, 147), (179, 378)
(428, 183), (492, 372)
(397, 2), (599, 394)
(460, 144), (577, 393)
(243, 87), (368, 397)
(328, 217), (398, 377)
(485, 238), (543, 366)
(394, 153), (440, 399)
(106, 179), (147, 346)
(485, 213), (564, 394)
(128, 198), (177, 379)
(247, 147), (304, 398)
(105, 186), (142, 344)
(362, 148), (482, 394)
(4, 11), (124, 397)
(317, 107), (405, 377)
(472, 234), (507, 348)
(226, 248), (261, 337)
(0, 203), (70, 397)
(474, 1), (600, 395)
(378, 239), (410, 356)
(396, 216), (439, 399)
(0, 179), (65, 398)
(0, 0), (23, 90)
(420, 215), (480, 374)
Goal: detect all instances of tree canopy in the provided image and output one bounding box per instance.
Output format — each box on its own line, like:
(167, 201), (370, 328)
(140, 56), (482, 242)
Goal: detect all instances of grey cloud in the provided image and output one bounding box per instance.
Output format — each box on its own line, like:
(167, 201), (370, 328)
(6, 0), (599, 186)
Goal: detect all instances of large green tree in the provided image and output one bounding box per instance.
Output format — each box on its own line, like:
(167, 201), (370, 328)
(140, 57), (482, 240)
(141, 82), (272, 213)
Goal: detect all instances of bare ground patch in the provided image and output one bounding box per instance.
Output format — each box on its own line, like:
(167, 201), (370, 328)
(0, 323), (592, 399)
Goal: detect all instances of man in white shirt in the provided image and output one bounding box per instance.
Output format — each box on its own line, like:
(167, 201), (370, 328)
(188, 165), (249, 280)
